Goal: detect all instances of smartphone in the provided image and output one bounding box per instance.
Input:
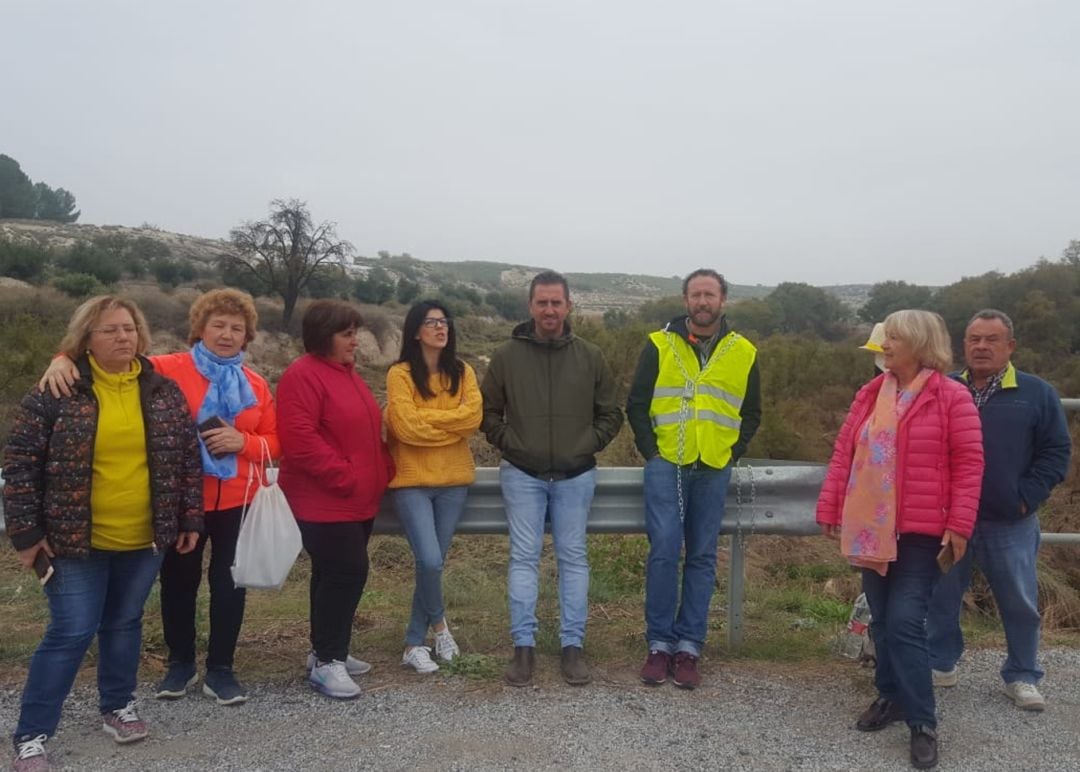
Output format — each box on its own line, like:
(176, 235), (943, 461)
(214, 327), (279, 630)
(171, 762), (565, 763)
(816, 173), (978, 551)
(198, 416), (228, 458)
(936, 542), (956, 574)
(33, 550), (54, 586)
(198, 416), (227, 433)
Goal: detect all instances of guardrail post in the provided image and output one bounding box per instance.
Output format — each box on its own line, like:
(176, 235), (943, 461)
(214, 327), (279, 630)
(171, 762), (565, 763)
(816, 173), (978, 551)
(727, 531), (746, 649)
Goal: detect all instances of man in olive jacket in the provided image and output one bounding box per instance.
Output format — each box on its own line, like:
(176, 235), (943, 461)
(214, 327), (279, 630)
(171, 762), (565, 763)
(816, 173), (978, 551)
(481, 270), (623, 687)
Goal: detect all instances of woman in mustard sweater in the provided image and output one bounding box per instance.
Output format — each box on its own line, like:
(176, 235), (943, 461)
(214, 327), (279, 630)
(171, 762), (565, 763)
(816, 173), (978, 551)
(386, 300), (482, 673)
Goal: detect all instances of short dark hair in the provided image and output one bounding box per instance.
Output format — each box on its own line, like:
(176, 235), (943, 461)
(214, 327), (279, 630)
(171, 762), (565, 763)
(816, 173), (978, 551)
(529, 270), (570, 302)
(967, 308), (1015, 340)
(682, 269), (728, 298)
(302, 299), (363, 355)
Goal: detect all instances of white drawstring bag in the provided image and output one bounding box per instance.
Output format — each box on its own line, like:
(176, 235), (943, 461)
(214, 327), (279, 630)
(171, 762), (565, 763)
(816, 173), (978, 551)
(231, 439), (302, 590)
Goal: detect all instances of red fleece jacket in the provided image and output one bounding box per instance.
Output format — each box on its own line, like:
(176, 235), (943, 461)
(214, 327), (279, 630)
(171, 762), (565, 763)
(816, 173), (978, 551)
(276, 354), (393, 523)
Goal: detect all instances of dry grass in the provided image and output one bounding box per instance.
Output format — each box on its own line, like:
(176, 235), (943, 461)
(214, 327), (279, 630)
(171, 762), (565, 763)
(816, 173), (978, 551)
(5, 531), (1077, 689)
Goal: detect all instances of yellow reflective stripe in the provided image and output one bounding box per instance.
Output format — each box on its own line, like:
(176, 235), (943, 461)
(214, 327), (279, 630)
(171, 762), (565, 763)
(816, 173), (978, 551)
(696, 384), (744, 409)
(653, 387), (687, 398)
(697, 409), (742, 430)
(653, 410), (740, 430)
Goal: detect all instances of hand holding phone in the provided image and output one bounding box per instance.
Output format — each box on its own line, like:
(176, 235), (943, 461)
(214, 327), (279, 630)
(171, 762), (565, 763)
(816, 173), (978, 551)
(936, 542), (956, 573)
(198, 416), (229, 458)
(33, 549), (54, 585)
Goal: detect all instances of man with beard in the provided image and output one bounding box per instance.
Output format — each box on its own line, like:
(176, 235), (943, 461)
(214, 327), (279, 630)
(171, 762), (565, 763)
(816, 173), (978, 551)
(481, 270), (623, 687)
(626, 268), (762, 689)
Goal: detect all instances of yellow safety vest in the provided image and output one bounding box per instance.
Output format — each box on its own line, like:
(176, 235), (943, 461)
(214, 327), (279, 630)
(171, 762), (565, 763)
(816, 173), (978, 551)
(648, 329), (756, 468)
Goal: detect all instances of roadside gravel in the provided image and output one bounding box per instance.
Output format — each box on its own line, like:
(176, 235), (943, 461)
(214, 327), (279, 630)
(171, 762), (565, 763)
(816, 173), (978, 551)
(3, 647), (1078, 771)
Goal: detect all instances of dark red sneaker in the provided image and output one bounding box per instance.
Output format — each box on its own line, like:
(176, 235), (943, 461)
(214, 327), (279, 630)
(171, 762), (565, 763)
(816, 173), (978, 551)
(672, 652), (701, 690)
(640, 650), (672, 685)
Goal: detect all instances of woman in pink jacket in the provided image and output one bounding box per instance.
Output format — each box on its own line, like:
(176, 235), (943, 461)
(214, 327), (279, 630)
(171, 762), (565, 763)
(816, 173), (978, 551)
(816, 310), (983, 771)
(276, 300), (394, 700)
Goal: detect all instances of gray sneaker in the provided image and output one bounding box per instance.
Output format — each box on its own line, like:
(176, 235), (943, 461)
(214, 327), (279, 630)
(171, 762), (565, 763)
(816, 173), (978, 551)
(932, 667), (958, 687)
(1004, 681), (1046, 711)
(306, 650), (372, 676)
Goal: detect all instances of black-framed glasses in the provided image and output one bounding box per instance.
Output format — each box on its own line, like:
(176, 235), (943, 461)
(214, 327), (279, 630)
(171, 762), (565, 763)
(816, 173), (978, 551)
(421, 318), (452, 329)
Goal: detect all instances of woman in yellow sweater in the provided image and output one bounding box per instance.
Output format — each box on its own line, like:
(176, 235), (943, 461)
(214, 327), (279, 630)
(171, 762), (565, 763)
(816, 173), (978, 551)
(386, 300), (482, 673)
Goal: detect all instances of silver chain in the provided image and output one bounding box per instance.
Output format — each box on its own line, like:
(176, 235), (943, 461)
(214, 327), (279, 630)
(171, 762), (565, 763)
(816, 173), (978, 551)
(731, 461), (757, 537)
(664, 330), (741, 522)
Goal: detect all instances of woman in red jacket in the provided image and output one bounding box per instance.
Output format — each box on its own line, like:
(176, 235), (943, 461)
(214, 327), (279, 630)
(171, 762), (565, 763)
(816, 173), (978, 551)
(276, 300), (393, 700)
(816, 309), (983, 771)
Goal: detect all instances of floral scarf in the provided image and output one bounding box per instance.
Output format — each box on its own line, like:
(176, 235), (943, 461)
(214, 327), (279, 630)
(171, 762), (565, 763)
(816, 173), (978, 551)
(841, 368), (933, 575)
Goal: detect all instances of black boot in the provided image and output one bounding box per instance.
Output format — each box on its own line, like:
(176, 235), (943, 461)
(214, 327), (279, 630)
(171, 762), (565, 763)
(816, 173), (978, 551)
(910, 725), (938, 769)
(504, 646), (534, 687)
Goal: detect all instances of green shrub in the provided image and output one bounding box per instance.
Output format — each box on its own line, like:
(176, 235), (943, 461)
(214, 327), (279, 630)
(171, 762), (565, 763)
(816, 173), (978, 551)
(52, 272), (106, 297)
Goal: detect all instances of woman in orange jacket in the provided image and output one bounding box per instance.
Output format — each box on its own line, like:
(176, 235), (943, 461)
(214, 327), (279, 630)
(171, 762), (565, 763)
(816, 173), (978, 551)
(385, 300), (482, 674)
(40, 289), (279, 706)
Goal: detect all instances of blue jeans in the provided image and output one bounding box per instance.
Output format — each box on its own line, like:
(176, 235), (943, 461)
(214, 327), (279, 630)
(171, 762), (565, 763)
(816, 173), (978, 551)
(15, 548), (164, 739)
(862, 533), (941, 729)
(393, 486), (469, 647)
(500, 462), (596, 648)
(926, 514), (1043, 684)
(643, 457), (731, 657)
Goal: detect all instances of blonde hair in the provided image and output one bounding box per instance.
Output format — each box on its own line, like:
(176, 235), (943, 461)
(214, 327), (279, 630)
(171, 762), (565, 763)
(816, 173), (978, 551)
(59, 295), (152, 360)
(883, 309), (953, 373)
(187, 288), (259, 348)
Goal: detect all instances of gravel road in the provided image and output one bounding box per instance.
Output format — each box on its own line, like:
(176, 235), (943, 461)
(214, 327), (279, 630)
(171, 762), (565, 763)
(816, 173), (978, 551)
(4, 647), (1079, 771)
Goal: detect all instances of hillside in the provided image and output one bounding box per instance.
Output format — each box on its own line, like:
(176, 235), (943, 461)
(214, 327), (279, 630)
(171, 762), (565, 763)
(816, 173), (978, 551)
(0, 219), (877, 311)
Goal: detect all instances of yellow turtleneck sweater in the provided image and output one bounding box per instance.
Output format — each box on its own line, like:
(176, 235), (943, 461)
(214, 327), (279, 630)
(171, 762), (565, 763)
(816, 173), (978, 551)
(89, 354), (154, 550)
(385, 362), (482, 488)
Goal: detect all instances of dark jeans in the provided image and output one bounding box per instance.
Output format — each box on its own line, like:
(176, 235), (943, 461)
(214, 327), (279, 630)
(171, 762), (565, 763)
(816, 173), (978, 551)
(298, 519), (373, 663)
(862, 533), (942, 729)
(160, 506), (246, 671)
(15, 548), (163, 739)
(643, 457), (732, 657)
(927, 514), (1043, 684)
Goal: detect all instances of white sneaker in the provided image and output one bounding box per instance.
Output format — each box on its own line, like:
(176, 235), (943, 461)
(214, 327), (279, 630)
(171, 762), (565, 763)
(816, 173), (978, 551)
(309, 660), (362, 699)
(433, 627), (460, 663)
(306, 650), (372, 676)
(1004, 681), (1046, 711)
(402, 646), (439, 673)
(932, 667), (958, 687)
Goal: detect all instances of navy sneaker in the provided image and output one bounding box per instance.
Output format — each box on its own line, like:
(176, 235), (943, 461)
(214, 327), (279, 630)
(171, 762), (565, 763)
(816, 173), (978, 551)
(155, 662), (198, 700)
(202, 668), (248, 706)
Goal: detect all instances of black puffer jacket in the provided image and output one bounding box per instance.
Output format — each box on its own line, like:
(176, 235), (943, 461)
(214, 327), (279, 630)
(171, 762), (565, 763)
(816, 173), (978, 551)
(3, 354), (204, 557)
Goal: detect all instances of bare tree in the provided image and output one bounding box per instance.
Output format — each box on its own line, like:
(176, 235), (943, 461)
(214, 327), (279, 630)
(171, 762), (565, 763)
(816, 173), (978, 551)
(225, 199), (354, 325)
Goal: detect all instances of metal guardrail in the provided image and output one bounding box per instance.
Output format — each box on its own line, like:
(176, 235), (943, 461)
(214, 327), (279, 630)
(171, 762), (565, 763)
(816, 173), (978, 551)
(5, 456), (1078, 649)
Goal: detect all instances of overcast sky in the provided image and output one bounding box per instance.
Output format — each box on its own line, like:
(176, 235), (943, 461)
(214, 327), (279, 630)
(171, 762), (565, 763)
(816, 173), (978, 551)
(3, 1), (1078, 286)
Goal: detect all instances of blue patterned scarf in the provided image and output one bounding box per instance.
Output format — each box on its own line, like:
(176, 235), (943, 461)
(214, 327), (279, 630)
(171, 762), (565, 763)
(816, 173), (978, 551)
(191, 341), (257, 480)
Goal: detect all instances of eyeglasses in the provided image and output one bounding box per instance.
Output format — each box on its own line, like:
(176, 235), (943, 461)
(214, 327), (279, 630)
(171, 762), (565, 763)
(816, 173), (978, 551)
(421, 318), (452, 329)
(91, 325), (139, 338)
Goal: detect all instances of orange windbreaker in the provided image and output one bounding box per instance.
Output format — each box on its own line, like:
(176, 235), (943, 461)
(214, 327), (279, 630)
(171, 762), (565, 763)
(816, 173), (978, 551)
(151, 352), (280, 513)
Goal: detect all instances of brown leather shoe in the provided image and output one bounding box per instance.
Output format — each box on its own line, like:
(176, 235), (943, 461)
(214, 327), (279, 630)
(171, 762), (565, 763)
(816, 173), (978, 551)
(504, 646), (534, 687)
(561, 646), (591, 686)
(856, 696), (906, 731)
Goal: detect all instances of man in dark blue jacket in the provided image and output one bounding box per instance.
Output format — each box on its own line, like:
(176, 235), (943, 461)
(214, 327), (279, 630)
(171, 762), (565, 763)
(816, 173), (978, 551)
(926, 309), (1071, 711)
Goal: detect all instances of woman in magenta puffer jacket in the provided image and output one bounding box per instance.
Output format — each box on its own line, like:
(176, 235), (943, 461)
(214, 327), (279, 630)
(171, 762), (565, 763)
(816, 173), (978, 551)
(816, 309), (983, 770)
